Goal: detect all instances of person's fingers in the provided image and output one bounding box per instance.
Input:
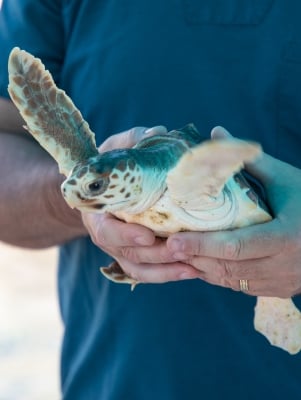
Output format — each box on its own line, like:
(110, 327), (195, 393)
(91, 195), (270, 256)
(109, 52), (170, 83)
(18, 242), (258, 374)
(210, 126), (233, 139)
(82, 212), (155, 248)
(197, 272), (292, 297)
(167, 220), (285, 261)
(119, 238), (180, 264)
(119, 258), (201, 284)
(99, 125), (167, 152)
(83, 212), (194, 265)
(183, 255), (278, 280)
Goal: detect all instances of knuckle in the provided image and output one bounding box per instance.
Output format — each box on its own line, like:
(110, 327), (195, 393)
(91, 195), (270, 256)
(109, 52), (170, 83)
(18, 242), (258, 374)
(222, 238), (243, 260)
(216, 259), (234, 280)
(121, 247), (140, 263)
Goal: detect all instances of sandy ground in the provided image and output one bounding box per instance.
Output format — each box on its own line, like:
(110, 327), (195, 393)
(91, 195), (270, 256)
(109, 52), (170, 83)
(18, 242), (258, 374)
(0, 242), (62, 400)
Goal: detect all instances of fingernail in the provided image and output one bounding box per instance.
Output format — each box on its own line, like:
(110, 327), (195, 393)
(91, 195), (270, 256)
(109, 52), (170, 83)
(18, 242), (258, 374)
(211, 126), (232, 139)
(145, 125), (168, 135)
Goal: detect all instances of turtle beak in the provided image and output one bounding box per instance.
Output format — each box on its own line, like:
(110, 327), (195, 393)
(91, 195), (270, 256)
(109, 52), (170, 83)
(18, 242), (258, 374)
(61, 180), (81, 209)
(61, 180), (105, 212)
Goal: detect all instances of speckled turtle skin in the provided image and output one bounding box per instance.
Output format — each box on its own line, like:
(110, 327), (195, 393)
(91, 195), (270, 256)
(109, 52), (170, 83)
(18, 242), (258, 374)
(7, 47), (301, 355)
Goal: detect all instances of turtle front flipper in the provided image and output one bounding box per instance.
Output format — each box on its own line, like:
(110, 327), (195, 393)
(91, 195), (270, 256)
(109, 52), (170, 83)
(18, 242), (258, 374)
(166, 137), (262, 211)
(254, 297), (301, 354)
(100, 261), (139, 291)
(8, 47), (98, 176)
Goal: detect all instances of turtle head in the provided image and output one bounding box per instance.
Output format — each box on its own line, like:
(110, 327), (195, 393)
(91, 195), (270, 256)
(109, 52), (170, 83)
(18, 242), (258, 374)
(61, 149), (146, 213)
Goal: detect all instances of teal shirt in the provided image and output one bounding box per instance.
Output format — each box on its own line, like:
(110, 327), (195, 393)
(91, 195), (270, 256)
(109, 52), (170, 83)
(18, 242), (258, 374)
(1, 1), (301, 399)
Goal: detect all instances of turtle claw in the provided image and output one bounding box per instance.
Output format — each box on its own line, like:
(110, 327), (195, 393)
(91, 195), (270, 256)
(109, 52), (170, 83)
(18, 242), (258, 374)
(100, 261), (139, 290)
(254, 297), (301, 355)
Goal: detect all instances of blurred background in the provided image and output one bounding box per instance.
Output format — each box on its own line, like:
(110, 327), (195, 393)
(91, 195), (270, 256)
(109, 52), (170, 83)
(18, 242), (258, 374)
(1, 1), (62, 398)
(0, 243), (62, 400)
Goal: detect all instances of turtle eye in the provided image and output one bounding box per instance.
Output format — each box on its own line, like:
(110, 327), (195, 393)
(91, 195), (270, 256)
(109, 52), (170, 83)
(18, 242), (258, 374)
(85, 177), (108, 196)
(88, 180), (103, 193)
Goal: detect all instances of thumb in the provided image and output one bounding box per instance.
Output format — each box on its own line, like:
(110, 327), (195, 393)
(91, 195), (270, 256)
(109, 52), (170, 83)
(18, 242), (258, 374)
(99, 125), (168, 152)
(210, 126), (233, 139)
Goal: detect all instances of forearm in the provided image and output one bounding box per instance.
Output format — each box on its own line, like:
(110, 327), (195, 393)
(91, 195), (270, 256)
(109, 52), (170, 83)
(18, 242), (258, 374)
(0, 132), (87, 248)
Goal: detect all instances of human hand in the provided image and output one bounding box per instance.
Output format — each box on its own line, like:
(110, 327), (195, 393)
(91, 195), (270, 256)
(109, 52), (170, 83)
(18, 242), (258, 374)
(82, 126), (200, 283)
(167, 127), (301, 298)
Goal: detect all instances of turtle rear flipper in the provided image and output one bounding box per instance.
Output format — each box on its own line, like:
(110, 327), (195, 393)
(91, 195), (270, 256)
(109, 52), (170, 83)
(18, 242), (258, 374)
(255, 297), (301, 355)
(166, 138), (262, 211)
(8, 47), (98, 176)
(101, 261), (139, 291)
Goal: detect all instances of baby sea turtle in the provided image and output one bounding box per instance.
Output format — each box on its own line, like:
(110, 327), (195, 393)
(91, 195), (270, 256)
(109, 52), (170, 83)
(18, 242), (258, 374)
(7, 47), (301, 355)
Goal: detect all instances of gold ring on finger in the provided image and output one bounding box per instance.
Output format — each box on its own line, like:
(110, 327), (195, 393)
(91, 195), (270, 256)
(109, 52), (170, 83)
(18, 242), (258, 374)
(239, 279), (249, 292)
